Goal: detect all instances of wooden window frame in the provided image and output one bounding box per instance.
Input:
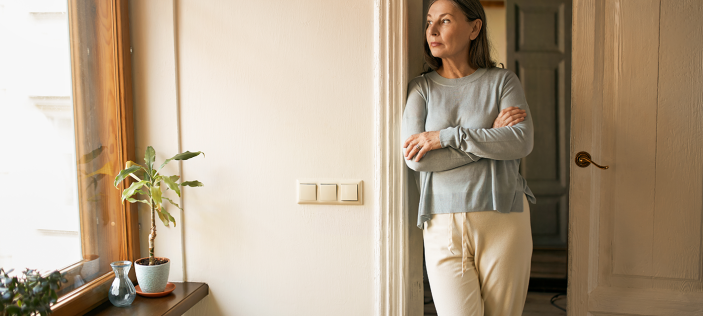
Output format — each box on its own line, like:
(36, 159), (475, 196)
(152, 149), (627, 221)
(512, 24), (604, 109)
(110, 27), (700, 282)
(50, 0), (138, 315)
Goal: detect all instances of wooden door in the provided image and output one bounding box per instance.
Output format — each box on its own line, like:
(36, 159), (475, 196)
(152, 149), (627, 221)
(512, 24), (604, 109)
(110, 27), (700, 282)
(570, 0), (703, 314)
(507, 0), (572, 248)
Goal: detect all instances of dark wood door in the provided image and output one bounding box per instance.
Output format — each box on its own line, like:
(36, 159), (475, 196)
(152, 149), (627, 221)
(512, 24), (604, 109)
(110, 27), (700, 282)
(507, 0), (572, 250)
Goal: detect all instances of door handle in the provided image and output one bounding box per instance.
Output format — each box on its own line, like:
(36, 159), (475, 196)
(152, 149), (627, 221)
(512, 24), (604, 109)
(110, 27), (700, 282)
(575, 151), (609, 170)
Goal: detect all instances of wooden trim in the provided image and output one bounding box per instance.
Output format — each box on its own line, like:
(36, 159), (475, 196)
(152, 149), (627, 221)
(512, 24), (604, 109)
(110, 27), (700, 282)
(114, 0), (140, 266)
(51, 0), (137, 315)
(480, 1), (505, 8)
(374, 0), (412, 315)
(588, 287), (703, 316)
(52, 274), (114, 316)
(568, 0), (598, 315)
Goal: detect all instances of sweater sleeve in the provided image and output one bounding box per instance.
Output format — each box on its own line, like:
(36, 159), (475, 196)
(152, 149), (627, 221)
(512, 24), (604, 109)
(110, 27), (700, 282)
(401, 78), (480, 172)
(438, 71), (534, 160)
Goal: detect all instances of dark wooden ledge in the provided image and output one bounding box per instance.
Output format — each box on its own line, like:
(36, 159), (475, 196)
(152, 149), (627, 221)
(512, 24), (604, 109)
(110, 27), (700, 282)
(83, 282), (208, 316)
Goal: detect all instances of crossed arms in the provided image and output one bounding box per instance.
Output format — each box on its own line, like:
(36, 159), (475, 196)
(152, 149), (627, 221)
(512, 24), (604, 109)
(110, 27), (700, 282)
(401, 72), (534, 172)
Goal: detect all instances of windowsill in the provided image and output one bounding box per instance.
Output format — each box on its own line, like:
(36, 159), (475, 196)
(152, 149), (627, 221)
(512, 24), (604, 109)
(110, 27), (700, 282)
(83, 282), (208, 316)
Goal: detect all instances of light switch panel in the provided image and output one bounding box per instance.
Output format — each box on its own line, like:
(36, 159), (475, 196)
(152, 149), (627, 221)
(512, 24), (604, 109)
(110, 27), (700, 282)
(341, 184), (358, 201)
(298, 184), (317, 202)
(319, 184), (337, 201)
(297, 180), (362, 205)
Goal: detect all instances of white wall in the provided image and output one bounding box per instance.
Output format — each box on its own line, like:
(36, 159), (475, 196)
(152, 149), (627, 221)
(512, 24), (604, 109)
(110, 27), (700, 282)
(129, 1), (376, 315)
(130, 0), (184, 283)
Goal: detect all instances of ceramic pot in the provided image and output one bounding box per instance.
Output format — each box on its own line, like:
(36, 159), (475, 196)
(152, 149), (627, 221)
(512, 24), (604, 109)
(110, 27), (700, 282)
(134, 257), (170, 293)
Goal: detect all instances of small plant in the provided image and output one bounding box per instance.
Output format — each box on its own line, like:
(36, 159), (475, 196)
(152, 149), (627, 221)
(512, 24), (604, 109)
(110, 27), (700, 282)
(0, 268), (67, 316)
(114, 146), (204, 266)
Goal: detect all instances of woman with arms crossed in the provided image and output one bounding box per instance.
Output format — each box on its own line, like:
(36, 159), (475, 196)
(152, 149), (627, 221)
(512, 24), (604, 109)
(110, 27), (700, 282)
(401, 0), (536, 315)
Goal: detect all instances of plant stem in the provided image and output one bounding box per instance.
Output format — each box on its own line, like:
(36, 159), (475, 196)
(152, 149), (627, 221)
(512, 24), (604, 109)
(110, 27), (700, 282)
(149, 195), (156, 266)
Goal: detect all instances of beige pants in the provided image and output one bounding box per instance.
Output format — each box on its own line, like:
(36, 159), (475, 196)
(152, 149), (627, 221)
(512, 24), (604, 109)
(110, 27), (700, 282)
(423, 194), (533, 316)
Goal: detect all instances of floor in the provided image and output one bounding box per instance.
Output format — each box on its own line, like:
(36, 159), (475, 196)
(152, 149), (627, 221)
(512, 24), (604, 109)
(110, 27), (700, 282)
(423, 287), (567, 316)
(530, 249), (567, 279)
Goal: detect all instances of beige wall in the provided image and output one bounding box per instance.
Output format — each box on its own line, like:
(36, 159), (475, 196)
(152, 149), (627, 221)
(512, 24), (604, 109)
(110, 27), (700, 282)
(129, 1), (376, 315)
(485, 4), (507, 68)
(130, 0), (184, 284)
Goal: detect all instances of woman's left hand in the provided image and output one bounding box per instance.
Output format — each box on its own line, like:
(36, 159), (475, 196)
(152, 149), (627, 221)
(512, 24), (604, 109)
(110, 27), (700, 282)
(403, 131), (442, 162)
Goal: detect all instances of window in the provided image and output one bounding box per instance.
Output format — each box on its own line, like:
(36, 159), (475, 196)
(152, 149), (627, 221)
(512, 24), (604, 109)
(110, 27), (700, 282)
(0, 0), (137, 314)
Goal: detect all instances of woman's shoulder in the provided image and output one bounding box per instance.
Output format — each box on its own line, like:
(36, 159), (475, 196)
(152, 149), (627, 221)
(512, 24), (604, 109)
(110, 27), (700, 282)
(479, 67), (523, 91)
(409, 71), (432, 87)
(407, 72), (432, 97)
(482, 66), (518, 81)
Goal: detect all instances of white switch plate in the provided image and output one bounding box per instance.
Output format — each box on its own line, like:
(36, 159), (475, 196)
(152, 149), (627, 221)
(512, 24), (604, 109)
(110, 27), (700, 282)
(340, 184), (358, 201)
(319, 184), (337, 201)
(296, 180), (363, 205)
(298, 183), (317, 201)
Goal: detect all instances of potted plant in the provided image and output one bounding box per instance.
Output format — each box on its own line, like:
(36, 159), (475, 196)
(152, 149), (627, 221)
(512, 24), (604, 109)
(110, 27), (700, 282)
(113, 146), (203, 293)
(0, 268), (67, 316)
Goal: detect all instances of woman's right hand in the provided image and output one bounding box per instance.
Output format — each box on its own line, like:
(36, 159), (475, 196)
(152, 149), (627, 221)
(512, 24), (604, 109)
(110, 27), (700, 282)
(492, 106), (526, 128)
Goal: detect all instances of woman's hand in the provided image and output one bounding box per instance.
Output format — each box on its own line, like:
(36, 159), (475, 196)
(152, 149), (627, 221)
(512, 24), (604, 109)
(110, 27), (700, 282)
(492, 106), (526, 128)
(403, 131), (441, 162)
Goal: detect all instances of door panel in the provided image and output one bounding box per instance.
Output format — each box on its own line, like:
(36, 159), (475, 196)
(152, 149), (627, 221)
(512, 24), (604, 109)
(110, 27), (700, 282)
(507, 0), (572, 248)
(570, 0), (703, 314)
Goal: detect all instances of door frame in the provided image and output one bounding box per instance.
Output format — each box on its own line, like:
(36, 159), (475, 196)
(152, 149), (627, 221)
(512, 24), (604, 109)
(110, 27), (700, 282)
(568, 0), (597, 313)
(373, 0), (414, 315)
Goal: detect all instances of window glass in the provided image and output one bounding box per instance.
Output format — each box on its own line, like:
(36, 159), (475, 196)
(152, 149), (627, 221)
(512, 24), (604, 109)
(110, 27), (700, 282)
(0, 0), (129, 296)
(0, 0), (82, 273)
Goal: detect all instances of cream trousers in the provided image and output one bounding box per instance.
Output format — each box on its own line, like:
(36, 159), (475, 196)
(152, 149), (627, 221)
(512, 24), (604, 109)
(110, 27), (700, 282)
(423, 194), (533, 316)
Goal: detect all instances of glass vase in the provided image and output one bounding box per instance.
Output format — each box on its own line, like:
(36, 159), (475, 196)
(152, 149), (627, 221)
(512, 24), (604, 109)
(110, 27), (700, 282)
(108, 261), (136, 307)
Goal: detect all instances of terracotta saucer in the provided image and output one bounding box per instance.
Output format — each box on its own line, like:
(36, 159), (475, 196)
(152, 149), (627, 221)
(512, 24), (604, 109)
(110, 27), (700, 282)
(135, 282), (176, 297)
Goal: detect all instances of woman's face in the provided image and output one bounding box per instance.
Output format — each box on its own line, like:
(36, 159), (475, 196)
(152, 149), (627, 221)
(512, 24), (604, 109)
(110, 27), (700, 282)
(426, 0), (481, 62)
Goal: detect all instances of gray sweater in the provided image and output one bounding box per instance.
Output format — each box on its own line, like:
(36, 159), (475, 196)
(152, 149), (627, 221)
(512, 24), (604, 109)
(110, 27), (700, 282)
(401, 67), (536, 229)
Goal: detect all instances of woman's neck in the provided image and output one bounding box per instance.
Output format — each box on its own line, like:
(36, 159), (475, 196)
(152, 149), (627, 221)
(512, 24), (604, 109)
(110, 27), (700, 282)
(437, 57), (476, 79)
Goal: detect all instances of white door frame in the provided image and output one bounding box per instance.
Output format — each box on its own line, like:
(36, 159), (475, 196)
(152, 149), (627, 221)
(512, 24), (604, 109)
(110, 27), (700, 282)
(373, 0), (414, 315)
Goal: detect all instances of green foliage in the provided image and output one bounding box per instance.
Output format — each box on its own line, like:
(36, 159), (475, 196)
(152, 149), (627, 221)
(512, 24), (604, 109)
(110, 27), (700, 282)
(113, 146), (204, 264)
(114, 146), (204, 228)
(158, 151), (205, 172)
(180, 180), (203, 187)
(162, 176), (181, 197)
(0, 268), (67, 316)
(113, 165), (142, 188)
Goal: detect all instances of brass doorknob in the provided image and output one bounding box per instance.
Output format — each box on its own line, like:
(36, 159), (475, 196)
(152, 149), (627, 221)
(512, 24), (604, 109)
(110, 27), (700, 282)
(575, 151), (609, 170)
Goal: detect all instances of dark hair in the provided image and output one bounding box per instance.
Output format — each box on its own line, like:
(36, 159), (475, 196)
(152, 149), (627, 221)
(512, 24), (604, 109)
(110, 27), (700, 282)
(423, 0), (496, 72)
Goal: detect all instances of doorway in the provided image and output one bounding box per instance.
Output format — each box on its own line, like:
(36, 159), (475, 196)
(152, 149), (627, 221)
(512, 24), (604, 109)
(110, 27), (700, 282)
(405, 0), (572, 314)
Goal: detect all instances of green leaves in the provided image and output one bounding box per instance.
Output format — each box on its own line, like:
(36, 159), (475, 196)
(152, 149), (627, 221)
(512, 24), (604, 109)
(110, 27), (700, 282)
(159, 208), (176, 227)
(157, 151), (204, 173)
(0, 268), (67, 316)
(113, 165), (142, 188)
(156, 208), (170, 227)
(162, 175), (181, 197)
(126, 197), (149, 204)
(181, 180), (203, 187)
(145, 146), (156, 173)
(163, 197), (182, 210)
(151, 186), (163, 206)
(114, 146), (205, 266)
(121, 180), (147, 203)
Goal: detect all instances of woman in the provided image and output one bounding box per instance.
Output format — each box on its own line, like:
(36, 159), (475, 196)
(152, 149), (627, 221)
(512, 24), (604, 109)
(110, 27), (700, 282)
(401, 0), (536, 315)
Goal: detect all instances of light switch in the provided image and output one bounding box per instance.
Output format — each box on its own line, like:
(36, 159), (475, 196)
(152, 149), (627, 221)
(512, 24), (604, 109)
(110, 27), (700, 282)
(341, 184), (358, 201)
(297, 180), (362, 205)
(299, 184), (317, 201)
(319, 184), (337, 201)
